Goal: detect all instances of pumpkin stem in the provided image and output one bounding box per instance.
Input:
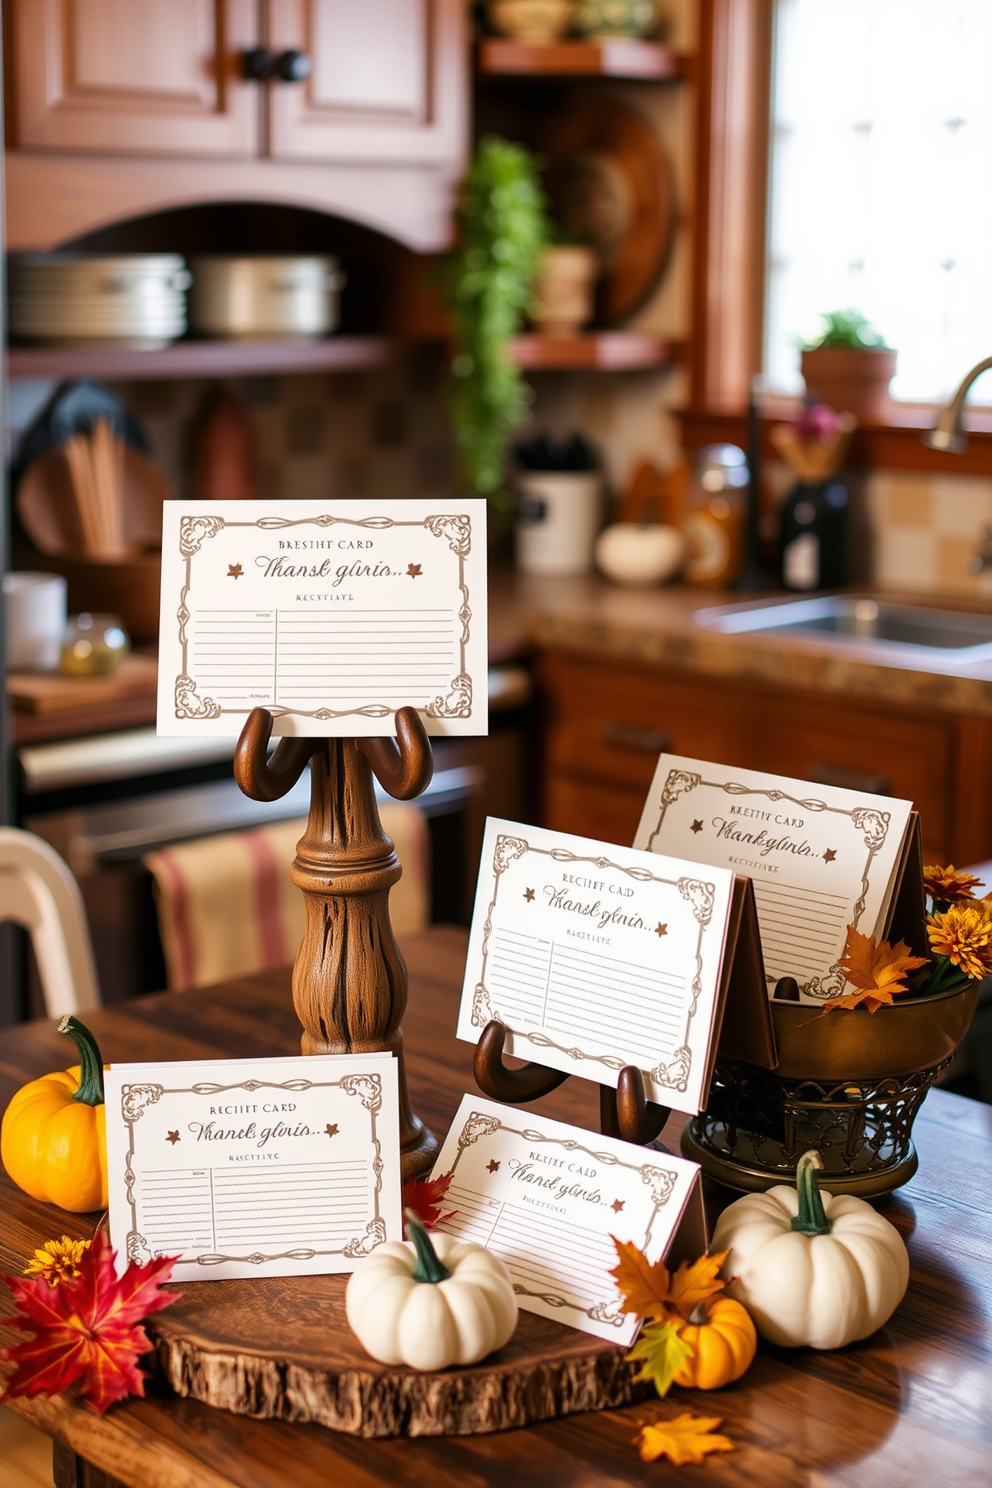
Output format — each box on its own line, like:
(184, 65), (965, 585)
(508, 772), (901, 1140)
(404, 1207), (451, 1284)
(688, 1300), (709, 1326)
(791, 1150), (833, 1236)
(58, 1016), (105, 1107)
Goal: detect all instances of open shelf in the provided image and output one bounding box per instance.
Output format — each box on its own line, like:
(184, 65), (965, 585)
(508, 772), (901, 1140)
(6, 336), (398, 382)
(477, 38), (687, 80)
(509, 332), (679, 370)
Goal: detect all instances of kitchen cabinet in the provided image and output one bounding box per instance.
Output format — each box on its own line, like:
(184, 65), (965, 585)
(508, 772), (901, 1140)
(3, 0), (467, 251)
(537, 648), (992, 866)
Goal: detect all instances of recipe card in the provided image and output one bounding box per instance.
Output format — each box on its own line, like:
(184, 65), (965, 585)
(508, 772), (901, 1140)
(433, 1095), (706, 1345)
(455, 818), (737, 1115)
(156, 498), (488, 737)
(103, 1053), (400, 1280)
(634, 754), (915, 1003)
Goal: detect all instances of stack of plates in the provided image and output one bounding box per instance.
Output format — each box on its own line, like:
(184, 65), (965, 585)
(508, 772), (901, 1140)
(8, 254), (191, 347)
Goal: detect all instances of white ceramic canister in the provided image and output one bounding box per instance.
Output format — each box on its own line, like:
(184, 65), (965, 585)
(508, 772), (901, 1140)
(3, 572), (68, 671)
(516, 472), (603, 576)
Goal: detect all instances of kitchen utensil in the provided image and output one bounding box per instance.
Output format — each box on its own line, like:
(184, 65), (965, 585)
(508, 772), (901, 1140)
(8, 254), (189, 347)
(3, 572), (67, 671)
(192, 389), (257, 501)
(188, 256), (346, 339)
(539, 96), (675, 325)
(16, 445), (171, 558)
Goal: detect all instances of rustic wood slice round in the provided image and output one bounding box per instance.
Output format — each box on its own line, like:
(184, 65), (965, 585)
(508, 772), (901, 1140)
(151, 1273), (648, 1438)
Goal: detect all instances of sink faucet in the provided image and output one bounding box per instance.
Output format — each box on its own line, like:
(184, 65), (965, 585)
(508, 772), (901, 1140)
(924, 354), (992, 452)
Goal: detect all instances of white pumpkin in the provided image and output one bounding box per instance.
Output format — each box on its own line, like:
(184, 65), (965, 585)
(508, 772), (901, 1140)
(711, 1150), (909, 1350)
(345, 1211), (518, 1371)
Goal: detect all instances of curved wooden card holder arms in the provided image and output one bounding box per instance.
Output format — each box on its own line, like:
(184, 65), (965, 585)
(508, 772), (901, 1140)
(474, 1019), (671, 1147)
(234, 705), (437, 1179)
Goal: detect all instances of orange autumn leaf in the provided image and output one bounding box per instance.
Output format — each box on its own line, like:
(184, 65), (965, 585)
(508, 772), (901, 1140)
(636, 1413), (736, 1467)
(610, 1237), (674, 1322)
(667, 1250), (729, 1315)
(611, 1239), (727, 1323)
(821, 926), (929, 1015)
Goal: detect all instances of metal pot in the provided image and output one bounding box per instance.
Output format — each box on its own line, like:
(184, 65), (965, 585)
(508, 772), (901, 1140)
(188, 256), (346, 340)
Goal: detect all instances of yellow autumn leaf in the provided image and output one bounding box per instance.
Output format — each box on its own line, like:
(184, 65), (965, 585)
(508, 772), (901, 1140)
(627, 1320), (695, 1398)
(636, 1413), (736, 1466)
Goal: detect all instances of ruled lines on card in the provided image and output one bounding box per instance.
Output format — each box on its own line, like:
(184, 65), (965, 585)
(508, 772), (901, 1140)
(136, 1161), (370, 1258)
(488, 927), (687, 1065)
(443, 1185), (621, 1317)
(751, 880), (852, 979)
(188, 608), (458, 708)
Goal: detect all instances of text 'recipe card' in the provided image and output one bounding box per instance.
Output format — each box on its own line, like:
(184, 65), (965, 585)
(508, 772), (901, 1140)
(456, 818), (735, 1115)
(634, 754), (914, 1004)
(156, 498), (488, 737)
(433, 1095), (706, 1345)
(103, 1054), (400, 1280)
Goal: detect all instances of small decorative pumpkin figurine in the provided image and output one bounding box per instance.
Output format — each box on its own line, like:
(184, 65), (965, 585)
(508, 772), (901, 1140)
(670, 1294), (757, 1390)
(345, 1209), (518, 1370)
(0, 1015), (108, 1213)
(711, 1149), (910, 1349)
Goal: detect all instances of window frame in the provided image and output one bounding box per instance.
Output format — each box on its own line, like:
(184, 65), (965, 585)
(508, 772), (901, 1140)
(680, 0), (992, 476)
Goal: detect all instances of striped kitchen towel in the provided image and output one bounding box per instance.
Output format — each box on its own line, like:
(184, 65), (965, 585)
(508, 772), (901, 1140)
(144, 804), (429, 993)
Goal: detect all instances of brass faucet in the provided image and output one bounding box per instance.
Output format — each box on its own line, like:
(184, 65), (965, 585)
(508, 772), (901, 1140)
(924, 354), (992, 452)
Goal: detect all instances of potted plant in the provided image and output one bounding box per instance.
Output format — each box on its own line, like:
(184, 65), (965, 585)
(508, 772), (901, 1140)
(443, 137), (550, 520)
(800, 309), (897, 421)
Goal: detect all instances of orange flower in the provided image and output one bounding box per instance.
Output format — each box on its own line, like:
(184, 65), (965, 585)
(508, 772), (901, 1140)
(923, 864), (984, 905)
(927, 904), (992, 980)
(23, 1237), (90, 1288)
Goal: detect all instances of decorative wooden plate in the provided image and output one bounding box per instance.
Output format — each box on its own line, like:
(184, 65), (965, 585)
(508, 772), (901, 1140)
(538, 95), (676, 326)
(151, 1273), (649, 1438)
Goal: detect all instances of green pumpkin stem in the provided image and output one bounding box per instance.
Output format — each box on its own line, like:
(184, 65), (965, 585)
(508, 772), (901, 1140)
(404, 1207), (451, 1283)
(791, 1150), (833, 1236)
(58, 1016), (105, 1107)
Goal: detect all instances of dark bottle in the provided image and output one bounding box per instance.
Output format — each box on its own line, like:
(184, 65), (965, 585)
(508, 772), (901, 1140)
(779, 479), (849, 591)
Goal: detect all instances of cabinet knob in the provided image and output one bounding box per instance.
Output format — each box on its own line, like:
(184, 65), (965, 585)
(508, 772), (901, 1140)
(242, 48), (312, 83)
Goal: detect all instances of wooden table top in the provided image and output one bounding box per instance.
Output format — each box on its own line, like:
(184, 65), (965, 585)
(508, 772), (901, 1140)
(2, 926), (992, 1488)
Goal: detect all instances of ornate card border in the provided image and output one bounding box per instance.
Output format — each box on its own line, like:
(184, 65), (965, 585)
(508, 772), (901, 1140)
(645, 768), (891, 999)
(445, 1111), (680, 1329)
(469, 834), (717, 1095)
(173, 513), (474, 722)
(119, 1075), (385, 1267)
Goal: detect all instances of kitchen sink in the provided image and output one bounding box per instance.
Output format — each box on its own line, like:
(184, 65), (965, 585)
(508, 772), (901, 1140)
(693, 595), (992, 660)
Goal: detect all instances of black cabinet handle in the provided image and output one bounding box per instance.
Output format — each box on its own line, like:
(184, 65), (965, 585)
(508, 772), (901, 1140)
(601, 722), (672, 754)
(242, 48), (312, 83)
(809, 763), (892, 796)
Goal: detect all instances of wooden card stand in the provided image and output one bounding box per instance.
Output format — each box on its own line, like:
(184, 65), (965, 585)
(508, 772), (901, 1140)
(233, 705), (438, 1179)
(472, 874), (777, 1146)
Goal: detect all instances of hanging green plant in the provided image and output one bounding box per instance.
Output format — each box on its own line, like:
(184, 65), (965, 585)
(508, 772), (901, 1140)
(443, 137), (551, 517)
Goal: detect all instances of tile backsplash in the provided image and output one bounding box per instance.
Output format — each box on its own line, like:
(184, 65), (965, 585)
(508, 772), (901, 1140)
(867, 470), (992, 600)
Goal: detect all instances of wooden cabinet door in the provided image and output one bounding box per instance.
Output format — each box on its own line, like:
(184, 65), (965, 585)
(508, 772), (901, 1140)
(266, 0), (467, 166)
(7, 0), (258, 157)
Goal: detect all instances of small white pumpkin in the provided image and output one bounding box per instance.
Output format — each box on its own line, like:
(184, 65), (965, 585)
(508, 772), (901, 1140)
(345, 1210), (518, 1371)
(711, 1150), (909, 1350)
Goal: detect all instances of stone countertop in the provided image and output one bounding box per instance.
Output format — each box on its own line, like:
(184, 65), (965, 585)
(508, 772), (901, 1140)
(489, 568), (992, 719)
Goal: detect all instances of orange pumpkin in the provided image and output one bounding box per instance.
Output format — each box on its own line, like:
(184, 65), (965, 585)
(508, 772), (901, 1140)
(672, 1295), (757, 1390)
(0, 1015), (108, 1213)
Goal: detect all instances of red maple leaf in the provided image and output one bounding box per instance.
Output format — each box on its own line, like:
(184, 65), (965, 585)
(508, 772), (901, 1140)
(401, 1170), (456, 1229)
(0, 1229), (180, 1416)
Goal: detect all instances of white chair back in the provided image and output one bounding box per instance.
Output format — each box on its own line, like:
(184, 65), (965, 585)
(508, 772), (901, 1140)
(0, 827), (100, 1016)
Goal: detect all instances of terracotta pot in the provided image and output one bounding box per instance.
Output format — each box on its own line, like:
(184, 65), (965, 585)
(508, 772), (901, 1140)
(530, 246), (598, 334)
(488, 0), (574, 42)
(800, 345), (897, 422)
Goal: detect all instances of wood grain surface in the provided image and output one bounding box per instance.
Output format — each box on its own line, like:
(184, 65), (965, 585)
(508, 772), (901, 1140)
(2, 927), (992, 1487)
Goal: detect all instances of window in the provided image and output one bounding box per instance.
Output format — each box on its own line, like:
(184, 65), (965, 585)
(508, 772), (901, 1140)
(765, 0), (992, 403)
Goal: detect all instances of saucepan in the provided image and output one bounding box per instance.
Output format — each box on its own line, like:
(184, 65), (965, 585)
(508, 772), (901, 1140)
(188, 255), (346, 339)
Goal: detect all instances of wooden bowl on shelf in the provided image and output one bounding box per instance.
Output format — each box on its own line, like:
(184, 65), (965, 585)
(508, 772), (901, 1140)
(16, 549), (162, 644)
